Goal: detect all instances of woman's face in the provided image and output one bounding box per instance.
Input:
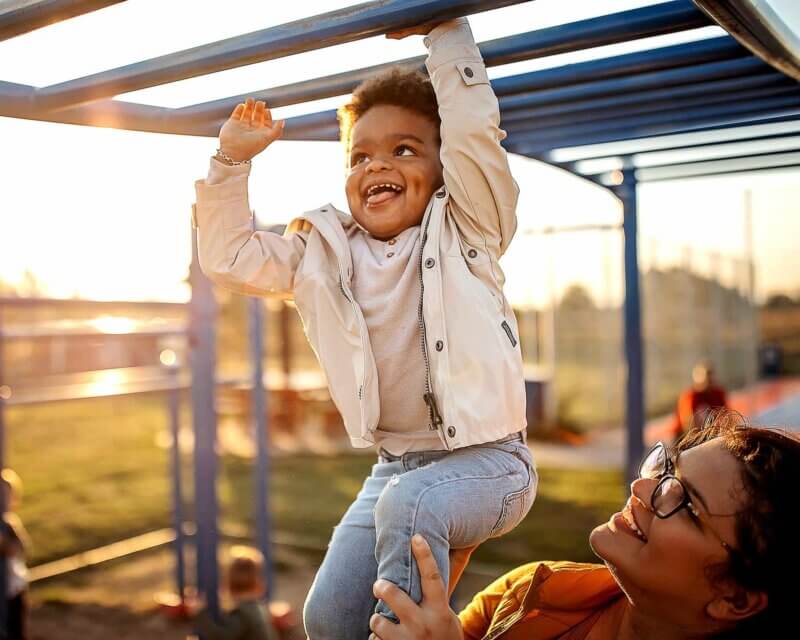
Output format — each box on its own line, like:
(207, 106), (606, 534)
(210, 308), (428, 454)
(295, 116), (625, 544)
(590, 439), (744, 626)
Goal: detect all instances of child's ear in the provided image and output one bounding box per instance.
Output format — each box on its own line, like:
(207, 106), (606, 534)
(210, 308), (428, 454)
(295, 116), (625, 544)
(706, 587), (768, 623)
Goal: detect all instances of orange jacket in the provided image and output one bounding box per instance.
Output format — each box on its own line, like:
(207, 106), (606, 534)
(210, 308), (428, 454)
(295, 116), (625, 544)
(458, 561), (624, 640)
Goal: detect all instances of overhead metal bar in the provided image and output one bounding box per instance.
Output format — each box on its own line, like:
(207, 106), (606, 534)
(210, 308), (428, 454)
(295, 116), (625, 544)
(504, 79), (797, 130)
(490, 36), (748, 97)
(0, 0), (123, 42)
(575, 133), (800, 174)
(29, 0), (533, 112)
(695, 0), (800, 81)
(509, 98), (800, 156)
(498, 56), (771, 111)
(586, 143), (800, 182)
(177, 0), (711, 120)
(544, 118), (800, 163)
(635, 150), (800, 181)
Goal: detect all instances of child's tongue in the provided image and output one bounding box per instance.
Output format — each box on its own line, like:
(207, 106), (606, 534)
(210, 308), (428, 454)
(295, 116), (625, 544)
(367, 190), (399, 206)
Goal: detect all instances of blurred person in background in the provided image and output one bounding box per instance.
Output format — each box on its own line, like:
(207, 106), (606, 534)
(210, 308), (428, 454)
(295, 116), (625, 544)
(1, 469), (30, 640)
(669, 360), (728, 441)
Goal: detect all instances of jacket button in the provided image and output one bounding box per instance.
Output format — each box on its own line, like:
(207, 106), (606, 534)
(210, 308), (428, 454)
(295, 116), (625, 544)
(468, 249), (478, 259)
(425, 258), (435, 268)
(464, 66), (474, 78)
(435, 340), (443, 351)
(435, 189), (446, 198)
(447, 426), (456, 438)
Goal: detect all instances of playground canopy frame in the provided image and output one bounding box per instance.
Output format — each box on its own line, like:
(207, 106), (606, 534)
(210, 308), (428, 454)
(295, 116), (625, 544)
(1, 0), (799, 630)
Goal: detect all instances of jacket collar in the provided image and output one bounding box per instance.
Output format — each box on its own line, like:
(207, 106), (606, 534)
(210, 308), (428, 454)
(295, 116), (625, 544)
(483, 562), (622, 640)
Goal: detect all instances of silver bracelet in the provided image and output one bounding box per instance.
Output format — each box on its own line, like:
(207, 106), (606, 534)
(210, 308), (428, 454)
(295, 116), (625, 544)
(214, 148), (252, 166)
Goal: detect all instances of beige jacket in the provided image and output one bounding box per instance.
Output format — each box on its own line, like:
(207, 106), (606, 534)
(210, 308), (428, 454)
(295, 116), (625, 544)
(194, 19), (525, 449)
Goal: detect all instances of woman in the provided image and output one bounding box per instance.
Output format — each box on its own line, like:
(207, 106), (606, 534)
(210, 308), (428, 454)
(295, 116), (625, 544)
(368, 411), (800, 639)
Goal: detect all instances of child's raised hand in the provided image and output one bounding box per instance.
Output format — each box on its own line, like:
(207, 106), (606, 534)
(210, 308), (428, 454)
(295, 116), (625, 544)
(218, 98), (285, 162)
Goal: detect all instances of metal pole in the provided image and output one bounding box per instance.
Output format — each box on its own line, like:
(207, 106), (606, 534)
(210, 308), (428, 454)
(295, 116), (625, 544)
(189, 207), (220, 624)
(248, 297), (274, 598)
(0, 304), (7, 638)
(743, 189), (758, 414)
(617, 171), (645, 486)
(167, 364), (186, 603)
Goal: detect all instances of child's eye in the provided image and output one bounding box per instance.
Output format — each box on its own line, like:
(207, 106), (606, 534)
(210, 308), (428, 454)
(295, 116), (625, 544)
(351, 153), (369, 166)
(395, 145), (416, 157)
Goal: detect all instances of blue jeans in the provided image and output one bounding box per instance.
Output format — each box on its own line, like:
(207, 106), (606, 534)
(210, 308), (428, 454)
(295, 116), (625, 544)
(302, 433), (537, 640)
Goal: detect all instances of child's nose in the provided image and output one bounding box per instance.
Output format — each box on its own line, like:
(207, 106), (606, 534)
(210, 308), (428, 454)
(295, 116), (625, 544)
(365, 156), (392, 173)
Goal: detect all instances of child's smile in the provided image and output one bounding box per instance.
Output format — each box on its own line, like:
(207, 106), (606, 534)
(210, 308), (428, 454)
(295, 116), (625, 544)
(345, 104), (443, 240)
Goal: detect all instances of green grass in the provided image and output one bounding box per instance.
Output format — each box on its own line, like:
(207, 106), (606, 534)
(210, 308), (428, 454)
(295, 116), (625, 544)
(7, 396), (624, 569)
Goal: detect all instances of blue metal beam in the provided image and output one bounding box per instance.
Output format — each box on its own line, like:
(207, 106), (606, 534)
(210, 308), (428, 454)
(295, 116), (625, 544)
(248, 299), (275, 599)
(0, 37), (751, 138)
(31, 0), (534, 112)
(535, 114), (800, 162)
(0, 0), (124, 42)
(501, 71), (788, 123)
(189, 215), (221, 622)
(498, 56), (771, 111)
(490, 36), (747, 97)
(616, 171), (645, 485)
(177, 0), (710, 120)
(509, 97), (800, 155)
(695, 0), (800, 81)
(635, 150), (800, 182)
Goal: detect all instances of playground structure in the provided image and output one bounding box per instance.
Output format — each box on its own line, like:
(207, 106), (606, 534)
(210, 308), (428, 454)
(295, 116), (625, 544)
(1, 0), (799, 634)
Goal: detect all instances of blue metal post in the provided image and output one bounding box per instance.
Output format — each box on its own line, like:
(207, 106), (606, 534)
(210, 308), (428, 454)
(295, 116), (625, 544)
(0, 304), (7, 637)
(248, 297), (274, 597)
(167, 364), (187, 603)
(189, 207), (220, 624)
(617, 171), (645, 486)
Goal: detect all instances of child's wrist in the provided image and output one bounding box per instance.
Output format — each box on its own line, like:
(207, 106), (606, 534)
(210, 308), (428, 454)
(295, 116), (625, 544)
(215, 148), (252, 166)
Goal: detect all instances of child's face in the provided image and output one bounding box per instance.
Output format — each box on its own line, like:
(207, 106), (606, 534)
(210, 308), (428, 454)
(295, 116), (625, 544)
(345, 104), (443, 239)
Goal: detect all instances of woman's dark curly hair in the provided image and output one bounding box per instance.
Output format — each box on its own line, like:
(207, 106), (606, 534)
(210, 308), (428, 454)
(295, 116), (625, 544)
(677, 409), (800, 638)
(337, 67), (441, 157)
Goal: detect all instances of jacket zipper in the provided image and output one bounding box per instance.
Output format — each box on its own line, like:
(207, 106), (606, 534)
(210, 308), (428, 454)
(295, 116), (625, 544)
(339, 270), (367, 401)
(418, 221), (443, 432)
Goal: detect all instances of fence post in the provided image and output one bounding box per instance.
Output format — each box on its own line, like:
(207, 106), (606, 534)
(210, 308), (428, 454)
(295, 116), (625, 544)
(189, 208), (220, 623)
(166, 362), (187, 604)
(0, 304), (7, 637)
(248, 297), (274, 597)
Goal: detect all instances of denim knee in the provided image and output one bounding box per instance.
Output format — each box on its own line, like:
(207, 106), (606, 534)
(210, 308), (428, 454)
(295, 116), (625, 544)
(303, 585), (345, 640)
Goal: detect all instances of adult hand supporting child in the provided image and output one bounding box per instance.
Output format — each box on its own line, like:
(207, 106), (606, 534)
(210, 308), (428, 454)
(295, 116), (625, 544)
(218, 97), (285, 163)
(368, 535), (465, 640)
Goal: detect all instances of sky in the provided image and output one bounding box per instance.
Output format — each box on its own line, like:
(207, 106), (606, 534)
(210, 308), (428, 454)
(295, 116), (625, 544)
(0, 0), (798, 307)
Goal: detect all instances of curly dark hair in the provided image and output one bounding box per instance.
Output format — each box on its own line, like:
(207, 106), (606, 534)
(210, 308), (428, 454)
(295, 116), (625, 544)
(677, 409), (800, 638)
(337, 66), (441, 155)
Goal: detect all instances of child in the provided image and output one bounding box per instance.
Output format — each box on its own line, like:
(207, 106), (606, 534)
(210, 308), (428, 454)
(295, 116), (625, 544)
(0, 469), (30, 640)
(192, 546), (277, 640)
(194, 18), (536, 640)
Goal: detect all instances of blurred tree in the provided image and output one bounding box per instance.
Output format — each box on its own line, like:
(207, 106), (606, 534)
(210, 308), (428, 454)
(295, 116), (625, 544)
(559, 284), (596, 311)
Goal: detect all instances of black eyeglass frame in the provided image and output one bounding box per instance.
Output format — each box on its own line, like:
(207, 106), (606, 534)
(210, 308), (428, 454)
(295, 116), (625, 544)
(638, 442), (735, 553)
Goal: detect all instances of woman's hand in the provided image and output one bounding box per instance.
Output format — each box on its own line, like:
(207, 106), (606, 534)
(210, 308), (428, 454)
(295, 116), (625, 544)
(369, 535), (464, 640)
(386, 22), (445, 40)
(218, 97), (284, 162)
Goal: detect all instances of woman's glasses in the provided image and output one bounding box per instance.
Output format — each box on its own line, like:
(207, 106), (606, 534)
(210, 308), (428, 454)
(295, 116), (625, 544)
(638, 442), (735, 553)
